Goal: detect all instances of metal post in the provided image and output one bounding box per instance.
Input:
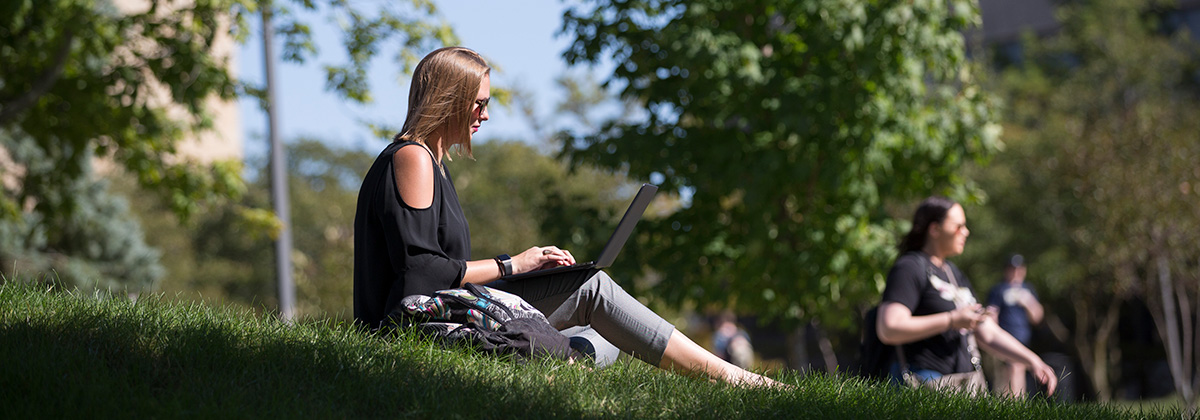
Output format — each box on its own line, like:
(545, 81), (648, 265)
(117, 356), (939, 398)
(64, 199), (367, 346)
(261, 5), (295, 322)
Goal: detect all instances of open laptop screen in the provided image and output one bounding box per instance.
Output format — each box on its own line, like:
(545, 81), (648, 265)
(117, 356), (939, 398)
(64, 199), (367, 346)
(593, 183), (657, 268)
(500, 183), (657, 281)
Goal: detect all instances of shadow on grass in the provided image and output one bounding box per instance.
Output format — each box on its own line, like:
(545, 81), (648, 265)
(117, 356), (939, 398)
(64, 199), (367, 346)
(0, 294), (585, 418)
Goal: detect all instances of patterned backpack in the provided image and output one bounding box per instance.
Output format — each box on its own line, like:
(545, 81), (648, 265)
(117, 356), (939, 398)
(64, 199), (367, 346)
(389, 283), (578, 361)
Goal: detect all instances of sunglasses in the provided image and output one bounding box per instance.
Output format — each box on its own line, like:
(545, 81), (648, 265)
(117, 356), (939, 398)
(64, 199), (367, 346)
(473, 97), (490, 114)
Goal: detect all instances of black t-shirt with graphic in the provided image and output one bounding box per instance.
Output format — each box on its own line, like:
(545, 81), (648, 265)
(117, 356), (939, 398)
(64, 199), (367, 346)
(880, 252), (977, 375)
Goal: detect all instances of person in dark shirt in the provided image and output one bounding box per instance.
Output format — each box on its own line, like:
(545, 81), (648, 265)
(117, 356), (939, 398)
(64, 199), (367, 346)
(986, 254), (1044, 398)
(354, 46), (780, 387)
(876, 197), (1056, 395)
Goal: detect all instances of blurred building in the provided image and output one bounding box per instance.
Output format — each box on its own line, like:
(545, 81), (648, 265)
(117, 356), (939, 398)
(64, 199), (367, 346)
(974, 0), (1200, 65)
(107, 0), (243, 166)
(978, 0), (1061, 45)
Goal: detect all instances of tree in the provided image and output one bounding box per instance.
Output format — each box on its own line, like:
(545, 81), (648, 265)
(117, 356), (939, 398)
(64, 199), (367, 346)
(969, 0), (1200, 405)
(2, 0), (246, 223)
(0, 0), (456, 291)
(0, 132), (163, 294)
(559, 0), (1000, 365)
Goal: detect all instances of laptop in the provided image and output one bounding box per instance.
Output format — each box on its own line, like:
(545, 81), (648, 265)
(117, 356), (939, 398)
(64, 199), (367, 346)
(502, 183), (658, 281)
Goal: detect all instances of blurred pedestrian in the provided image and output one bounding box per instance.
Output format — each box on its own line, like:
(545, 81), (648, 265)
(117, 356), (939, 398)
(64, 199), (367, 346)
(986, 254), (1044, 398)
(712, 312), (754, 369)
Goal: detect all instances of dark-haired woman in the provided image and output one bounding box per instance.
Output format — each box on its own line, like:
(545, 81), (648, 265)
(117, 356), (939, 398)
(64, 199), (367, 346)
(354, 46), (781, 387)
(876, 197), (1057, 395)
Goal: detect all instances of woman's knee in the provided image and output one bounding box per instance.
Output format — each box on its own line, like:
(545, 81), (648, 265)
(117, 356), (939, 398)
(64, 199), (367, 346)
(580, 271), (622, 299)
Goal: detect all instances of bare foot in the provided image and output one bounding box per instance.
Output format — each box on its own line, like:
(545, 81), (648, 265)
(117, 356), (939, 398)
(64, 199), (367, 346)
(566, 355), (594, 372)
(727, 367), (793, 389)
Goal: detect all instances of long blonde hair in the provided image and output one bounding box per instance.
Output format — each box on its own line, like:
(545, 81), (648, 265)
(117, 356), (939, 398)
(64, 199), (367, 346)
(394, 47), (490, 158)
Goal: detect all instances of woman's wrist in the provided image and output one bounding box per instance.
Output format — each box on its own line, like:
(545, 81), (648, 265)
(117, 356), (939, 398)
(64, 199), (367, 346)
(494, 254), (512, 277)
(945, 311), (954, 332)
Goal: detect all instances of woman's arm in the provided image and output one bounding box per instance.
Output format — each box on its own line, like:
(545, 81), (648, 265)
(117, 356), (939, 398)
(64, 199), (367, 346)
(975, 320), (1058, 394)
(394, 145), (436, 209)
(876, 302), (988, 345)
(459, 246), (577, 287)
(460, 259), (505, 286)
(393, 145), (577, 288)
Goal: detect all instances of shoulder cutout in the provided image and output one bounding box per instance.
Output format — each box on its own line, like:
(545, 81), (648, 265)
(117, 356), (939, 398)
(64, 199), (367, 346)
(393, 144), (435, 209)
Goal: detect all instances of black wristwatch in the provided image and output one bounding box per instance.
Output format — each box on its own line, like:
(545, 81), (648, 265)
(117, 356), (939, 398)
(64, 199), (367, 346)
(494, 254), (513, 277)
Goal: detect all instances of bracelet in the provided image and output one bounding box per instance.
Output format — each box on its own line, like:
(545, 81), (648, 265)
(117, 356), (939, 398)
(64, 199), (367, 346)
(946, 312), (954, 331)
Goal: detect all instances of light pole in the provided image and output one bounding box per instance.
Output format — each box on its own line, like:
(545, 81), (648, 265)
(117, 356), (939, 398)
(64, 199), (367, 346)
(261, 4), (295, 322)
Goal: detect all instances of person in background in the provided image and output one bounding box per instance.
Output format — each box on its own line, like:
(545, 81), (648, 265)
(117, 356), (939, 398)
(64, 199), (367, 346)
(712, 311), (755, 369)
(986, 254), (1045, 398)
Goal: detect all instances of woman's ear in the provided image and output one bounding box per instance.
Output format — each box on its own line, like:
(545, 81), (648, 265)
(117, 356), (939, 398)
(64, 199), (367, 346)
(926, 220), (942, 240)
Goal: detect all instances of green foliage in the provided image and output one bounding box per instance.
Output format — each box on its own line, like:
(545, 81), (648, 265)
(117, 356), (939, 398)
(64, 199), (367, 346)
(559, 0), (1000, 327)
(0, 177), (163, 294)
(0, 0), (456, 294)
(0, 282), (1163, 419)
(0, 133), (163, 294)
(256, 0), (460, 103)
(1, 0), (247, 221)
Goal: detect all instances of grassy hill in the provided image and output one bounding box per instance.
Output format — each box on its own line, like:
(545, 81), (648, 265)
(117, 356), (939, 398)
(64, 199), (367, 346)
(0, 282), (1177, 419)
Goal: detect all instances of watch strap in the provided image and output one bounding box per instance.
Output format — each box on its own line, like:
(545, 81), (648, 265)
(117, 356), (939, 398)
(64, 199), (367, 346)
(494, 254), (513, 277)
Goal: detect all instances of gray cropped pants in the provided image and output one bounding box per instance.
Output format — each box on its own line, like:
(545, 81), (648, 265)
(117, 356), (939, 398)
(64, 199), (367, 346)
(490, 270), (674, 367)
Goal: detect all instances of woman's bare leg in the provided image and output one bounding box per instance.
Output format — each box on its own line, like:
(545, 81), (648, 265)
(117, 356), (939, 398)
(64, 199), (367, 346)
(494, 271), (786, 387)
(1007, 363), (1028, 397)
(658, 329), (784, 387)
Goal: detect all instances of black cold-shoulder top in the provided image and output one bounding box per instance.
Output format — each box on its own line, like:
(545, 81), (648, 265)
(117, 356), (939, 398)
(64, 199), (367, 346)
(353, 140), (471, 328)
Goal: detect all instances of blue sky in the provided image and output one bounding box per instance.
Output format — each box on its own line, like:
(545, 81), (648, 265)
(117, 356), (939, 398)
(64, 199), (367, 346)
(237, 0), (585, 158)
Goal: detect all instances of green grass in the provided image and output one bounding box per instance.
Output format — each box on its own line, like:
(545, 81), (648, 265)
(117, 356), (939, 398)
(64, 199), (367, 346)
(0, 282), (1180, 419)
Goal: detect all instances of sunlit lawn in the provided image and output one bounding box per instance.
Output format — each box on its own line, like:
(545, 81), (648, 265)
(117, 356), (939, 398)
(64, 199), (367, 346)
(0, 281), (1178, 419)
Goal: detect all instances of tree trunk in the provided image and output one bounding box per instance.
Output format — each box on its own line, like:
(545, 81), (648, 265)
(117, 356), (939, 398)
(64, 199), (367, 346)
(1072, 299), (1096, 398)
(1075, 294), (1121, 402)
(786, 326), (810, 371)
(1151, 252), (1194, 405)
(1193, 257), (1200, 418)
(813, 321), (839, 374)
(1179, 263), (1193, 402)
